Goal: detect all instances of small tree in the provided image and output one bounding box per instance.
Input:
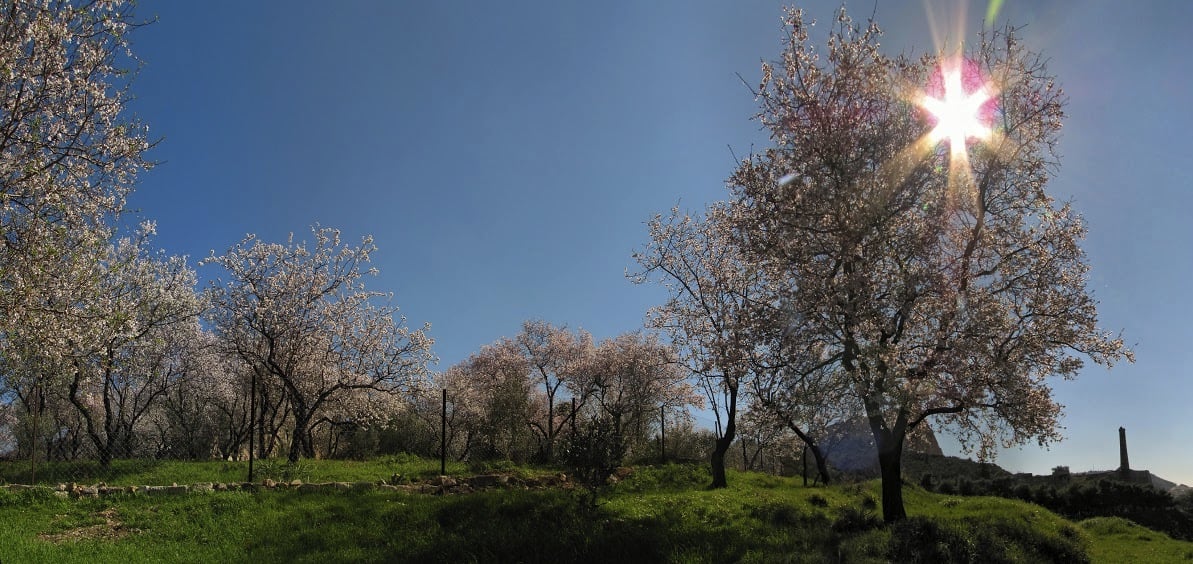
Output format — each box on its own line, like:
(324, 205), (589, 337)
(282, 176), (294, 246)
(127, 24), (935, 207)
(564, 415), (625, 508)
(515, 320), (593, 462)
(61, 225), (201, 467)
(633, 204), (766, 488)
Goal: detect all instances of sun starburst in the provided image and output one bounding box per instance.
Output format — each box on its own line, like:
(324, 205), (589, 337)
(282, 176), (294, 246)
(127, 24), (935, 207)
(920, 61), (993, 161)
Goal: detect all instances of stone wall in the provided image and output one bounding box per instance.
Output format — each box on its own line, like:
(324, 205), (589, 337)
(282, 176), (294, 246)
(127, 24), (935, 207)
(2, 472), (576, 499)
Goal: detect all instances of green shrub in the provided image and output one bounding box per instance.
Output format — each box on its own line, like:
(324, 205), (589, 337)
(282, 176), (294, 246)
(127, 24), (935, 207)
(833, 505), (882, 535)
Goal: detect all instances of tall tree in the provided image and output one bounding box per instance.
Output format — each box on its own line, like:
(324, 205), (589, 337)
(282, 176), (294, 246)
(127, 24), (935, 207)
(0, 0), (152, 469)
(727, 8), (1131, 521)
(206, 227), (435, 463)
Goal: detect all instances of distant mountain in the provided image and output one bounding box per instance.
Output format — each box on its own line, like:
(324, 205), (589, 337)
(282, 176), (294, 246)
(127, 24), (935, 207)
(1148, 473), (1191, 495)
(820, 417), (944, 475)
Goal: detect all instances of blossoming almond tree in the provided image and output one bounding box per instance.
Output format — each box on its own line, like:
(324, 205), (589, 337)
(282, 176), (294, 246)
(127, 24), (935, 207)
(205, 227), (435, 463)
(439, 339), (534, 460)
(632, 204), (774, 488)
(64, 225), (201, 467)
(0, 0), (152, 471)
(0, 0), (152, 320)
(728, 8), (1131, 521)
(575, 331), (701, 462)
(515, 319), (593, 462)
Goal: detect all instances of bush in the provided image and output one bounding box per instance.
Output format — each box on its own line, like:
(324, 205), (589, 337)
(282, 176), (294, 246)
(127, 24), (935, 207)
(833, 505), (882, 534)
(563, 418), (625, 506)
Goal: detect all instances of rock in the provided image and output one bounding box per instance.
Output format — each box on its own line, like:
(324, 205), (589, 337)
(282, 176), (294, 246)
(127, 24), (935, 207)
(214, 483), (228, 491)
(192, 482), (214, 493)
(289, 479), (303, 487)
(469, 474), (509, 488)
(263, 478), (277, 488)
(432, 476), (457, 488)
(333, 482), (351, 491)
(350, 481), (375, 491)
(78, 486), (99, 498)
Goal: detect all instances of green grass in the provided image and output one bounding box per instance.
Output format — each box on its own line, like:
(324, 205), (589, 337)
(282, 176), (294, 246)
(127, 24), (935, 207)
(1082, 517), (1193, 562)
(0, 461), (1190, 562)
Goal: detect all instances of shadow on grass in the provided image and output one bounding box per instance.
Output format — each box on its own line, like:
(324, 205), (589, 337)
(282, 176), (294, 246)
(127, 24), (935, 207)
(239, 489), (765, 563)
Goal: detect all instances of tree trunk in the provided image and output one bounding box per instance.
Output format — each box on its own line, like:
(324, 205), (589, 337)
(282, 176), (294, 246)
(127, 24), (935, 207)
(809, 443), (832, 486)
(875, 431), (907, 523)
(709, 385), (737, 489)
(289, 411), (312, 463)
(545, 397), (555, 462)
(710, 434), (732, 488)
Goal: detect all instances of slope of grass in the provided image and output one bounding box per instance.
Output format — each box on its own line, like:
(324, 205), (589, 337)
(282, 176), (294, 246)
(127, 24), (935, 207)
(1082, 517), (1193, 562)
(0, 461), (1190, 562)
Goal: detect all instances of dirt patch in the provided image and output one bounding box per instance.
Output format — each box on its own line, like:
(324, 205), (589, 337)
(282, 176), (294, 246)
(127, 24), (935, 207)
(38, 508), (141, 544)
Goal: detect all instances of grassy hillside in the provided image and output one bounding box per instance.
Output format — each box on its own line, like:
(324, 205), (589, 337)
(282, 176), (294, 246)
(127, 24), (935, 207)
(0, 461), (1190, 562)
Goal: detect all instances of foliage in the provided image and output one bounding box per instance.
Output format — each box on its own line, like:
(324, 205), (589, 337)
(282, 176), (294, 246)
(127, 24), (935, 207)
(0, 0), (152, 322)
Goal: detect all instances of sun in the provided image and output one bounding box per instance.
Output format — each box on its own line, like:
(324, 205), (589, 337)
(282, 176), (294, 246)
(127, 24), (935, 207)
(919, 59), (995, 161)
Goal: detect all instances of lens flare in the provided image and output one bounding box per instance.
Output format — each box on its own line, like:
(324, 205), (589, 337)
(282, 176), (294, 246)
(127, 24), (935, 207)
(919, 59), (994, 160)
(986, 0), (1005, 26)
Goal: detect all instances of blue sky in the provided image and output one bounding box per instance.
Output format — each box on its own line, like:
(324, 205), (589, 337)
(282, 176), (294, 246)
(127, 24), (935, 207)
(125, 1), (1192, 485)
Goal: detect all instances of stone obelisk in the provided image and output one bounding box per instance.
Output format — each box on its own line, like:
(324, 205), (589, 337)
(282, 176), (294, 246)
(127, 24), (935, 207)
(1118, 426), (1130, 475)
